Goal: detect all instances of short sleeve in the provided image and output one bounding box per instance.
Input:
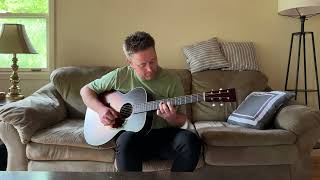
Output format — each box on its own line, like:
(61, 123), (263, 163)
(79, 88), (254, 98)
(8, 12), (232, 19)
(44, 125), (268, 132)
(87, 69), (117, 94)
(169, 78), (186, 115)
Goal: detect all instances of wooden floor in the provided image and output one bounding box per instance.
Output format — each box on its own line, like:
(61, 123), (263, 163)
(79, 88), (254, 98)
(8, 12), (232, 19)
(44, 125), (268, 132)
(312, 149), (320, 180)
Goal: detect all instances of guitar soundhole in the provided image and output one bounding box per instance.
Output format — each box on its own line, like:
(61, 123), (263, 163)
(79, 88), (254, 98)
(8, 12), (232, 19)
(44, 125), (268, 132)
(120, 103), (133, 118)
(112, 103), (133, 128)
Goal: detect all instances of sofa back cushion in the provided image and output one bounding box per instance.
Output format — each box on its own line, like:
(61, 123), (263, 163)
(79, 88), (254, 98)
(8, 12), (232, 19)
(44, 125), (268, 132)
(50, 66), (115, 118)
(191, 70), (268, 122)
(50, 66), (192, 119)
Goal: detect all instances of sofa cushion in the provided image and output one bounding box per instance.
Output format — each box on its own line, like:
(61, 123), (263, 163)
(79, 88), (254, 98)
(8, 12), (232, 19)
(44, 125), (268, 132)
(227, 91), (294, 129)
(204, 145), (297, 166)
(194, 121), (296, 146)
(182, 37), (229, 73)
(191, 70), (268, 122)
(50, 66), (115, 118)
(31, 119), (115, 150)
(26, 142), (114, 163)
(28, 161), (115, 172)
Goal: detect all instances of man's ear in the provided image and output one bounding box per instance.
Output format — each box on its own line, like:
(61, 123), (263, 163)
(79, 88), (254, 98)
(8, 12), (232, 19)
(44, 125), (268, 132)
(127, 58), (133, 67)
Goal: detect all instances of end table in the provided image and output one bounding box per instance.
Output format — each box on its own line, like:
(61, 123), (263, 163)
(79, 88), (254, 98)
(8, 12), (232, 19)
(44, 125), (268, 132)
(0, 98), (9, 107)
(0, 97), (17, 107)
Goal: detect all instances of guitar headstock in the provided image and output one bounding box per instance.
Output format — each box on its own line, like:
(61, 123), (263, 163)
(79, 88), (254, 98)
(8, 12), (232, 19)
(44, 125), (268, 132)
(204, 88), (237, 103)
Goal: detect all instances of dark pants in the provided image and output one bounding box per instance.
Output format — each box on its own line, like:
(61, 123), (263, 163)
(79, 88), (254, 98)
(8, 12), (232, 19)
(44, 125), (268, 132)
(0, 144), (7, 171)
(115, 128), (201, 172)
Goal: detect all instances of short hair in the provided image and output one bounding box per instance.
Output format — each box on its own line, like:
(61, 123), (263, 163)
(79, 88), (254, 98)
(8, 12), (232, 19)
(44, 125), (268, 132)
(123, 31), (155, 58)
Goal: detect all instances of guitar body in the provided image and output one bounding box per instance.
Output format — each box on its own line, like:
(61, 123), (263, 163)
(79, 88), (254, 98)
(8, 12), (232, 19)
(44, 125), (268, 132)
(84, 87), (150, 146)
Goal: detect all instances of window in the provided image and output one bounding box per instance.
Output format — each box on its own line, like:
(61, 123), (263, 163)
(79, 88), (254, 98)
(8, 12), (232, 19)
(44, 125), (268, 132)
(0, 0), (53, 71)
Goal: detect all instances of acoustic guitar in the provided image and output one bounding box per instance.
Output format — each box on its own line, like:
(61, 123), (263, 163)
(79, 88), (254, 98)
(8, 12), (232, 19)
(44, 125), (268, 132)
(84, 87), (236, 146)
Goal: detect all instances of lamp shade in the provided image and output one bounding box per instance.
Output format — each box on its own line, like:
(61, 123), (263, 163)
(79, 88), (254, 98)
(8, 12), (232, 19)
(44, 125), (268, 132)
(0, 24), (37, 54)
(278, 0), (320, 17)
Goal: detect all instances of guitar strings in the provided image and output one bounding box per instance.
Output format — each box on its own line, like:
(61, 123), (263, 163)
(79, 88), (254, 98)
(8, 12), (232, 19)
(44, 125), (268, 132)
(119, 91), (233, 116)
(122, 94), (203, 115)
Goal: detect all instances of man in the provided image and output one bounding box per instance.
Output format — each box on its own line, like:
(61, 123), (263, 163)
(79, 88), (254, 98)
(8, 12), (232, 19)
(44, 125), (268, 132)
(80, 31), (201, 172)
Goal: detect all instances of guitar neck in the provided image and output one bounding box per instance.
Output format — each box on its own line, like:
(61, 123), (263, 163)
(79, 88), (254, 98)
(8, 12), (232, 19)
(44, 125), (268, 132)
(134, 93), (204, 113)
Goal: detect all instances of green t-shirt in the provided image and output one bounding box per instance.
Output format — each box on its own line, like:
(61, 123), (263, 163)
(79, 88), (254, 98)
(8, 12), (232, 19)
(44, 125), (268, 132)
(87, 66), (185, 129)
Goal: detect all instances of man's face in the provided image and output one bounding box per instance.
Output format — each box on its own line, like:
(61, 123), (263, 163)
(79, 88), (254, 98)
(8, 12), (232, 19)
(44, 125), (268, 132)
(128, 47), (159, 80)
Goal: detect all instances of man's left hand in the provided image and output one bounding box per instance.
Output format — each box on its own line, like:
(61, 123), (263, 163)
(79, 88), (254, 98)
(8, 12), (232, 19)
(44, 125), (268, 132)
(156, 101), (177, 123)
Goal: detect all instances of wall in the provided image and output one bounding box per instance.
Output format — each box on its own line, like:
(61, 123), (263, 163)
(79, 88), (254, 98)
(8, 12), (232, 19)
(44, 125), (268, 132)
(1, 0), (320, 107)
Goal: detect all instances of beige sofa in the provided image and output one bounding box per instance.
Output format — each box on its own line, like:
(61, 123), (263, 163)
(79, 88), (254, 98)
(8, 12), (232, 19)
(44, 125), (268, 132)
(1, 66), (320, 180)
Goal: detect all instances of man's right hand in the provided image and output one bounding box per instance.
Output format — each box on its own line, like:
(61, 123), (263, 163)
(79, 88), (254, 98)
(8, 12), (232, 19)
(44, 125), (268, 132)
(80, 86), (119, 126)
(98, 107), (119, 126)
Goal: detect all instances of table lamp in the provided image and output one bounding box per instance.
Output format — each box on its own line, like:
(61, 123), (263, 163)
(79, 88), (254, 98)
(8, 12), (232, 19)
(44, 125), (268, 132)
(278, 0), (320, 109)
(0, 24), (37, 101)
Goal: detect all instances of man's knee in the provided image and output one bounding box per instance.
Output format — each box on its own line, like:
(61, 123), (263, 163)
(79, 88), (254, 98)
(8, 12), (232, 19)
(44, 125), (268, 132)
(116, 131), (140, 151)
(175, 130), (201, 152)
(171, 130), (201, 172)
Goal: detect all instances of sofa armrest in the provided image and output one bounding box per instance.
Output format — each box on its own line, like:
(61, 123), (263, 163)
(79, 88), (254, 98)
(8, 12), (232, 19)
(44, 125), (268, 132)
(274, 105), (320, 152)
(0, 83), (67, 144)
(0, 122), (27, 170)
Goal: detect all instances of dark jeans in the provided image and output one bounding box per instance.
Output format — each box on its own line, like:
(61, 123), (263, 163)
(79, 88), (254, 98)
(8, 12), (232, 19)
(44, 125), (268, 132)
(0, 144), (7, 171)
(115, 128), (201, 172)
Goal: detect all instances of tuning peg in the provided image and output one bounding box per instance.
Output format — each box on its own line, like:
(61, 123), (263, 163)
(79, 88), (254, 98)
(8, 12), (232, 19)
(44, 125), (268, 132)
(212, 103), (216, 107)
(220, 103), (224, 106)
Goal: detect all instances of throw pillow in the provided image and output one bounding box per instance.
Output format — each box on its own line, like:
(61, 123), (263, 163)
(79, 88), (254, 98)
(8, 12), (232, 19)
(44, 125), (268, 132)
(227, 91), (295, 129)
(220, 42), (259, 71)
(182, 38), (229, 73)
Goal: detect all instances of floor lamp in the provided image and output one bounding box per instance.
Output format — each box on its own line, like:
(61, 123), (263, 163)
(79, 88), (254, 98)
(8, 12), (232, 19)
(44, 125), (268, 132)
(278, 0), (320, 109)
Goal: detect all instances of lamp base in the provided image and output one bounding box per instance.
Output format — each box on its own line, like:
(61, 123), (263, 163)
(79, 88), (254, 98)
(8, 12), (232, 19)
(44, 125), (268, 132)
(6, 93), (24, 101)
(6, 53), (24, 102)
(284, 30), (320, 109)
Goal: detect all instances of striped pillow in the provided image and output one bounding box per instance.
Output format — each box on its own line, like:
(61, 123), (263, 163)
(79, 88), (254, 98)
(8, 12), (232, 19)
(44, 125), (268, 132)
(221, 42), (259, 71)
(182, 38), (229, 73)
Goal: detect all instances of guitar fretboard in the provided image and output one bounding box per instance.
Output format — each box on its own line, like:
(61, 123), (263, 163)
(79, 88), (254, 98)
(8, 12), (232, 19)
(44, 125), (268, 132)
(133, 93), (204, 113)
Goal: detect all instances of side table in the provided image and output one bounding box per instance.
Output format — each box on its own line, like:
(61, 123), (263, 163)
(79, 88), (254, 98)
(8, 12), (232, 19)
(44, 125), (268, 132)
(0, 98), (7, 106)
(0, 98), (15, 107)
